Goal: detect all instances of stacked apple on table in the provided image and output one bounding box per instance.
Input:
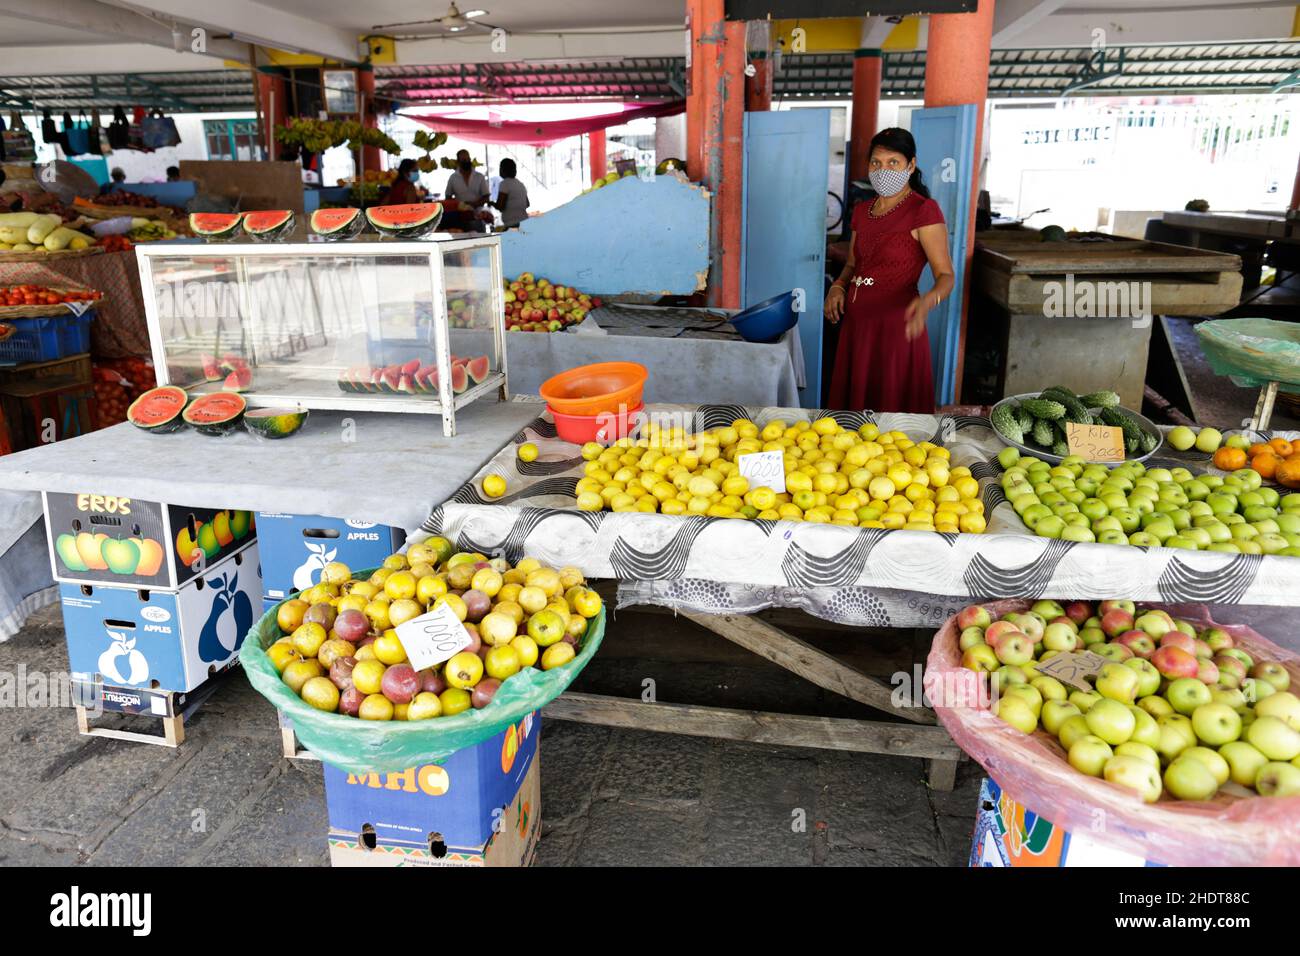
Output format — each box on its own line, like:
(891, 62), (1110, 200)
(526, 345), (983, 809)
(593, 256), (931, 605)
(502, 272), (600, 332)
(957, 600), (1300, 803)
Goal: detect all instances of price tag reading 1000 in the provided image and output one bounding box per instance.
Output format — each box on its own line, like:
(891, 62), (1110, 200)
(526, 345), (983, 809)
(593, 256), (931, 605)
(394, 602), (474, 672)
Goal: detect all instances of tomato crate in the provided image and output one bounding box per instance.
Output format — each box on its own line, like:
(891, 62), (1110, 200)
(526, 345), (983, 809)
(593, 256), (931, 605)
(0, 353), (92, 389)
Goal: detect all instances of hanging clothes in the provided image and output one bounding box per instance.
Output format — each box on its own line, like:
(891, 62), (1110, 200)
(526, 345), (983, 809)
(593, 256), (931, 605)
(40, 108), (59, 147)
(107, 107), (130, 150)
(63, 112), (91, 156)
(87, 109), (103, 155)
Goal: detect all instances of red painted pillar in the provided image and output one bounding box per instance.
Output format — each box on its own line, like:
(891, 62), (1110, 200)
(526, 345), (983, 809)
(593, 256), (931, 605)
(589, 128), (607, 181)
(686, 0), (744, 308)
(1289, 150), (1300, 212)
(745, 52), (772, 111)
(849, 50), (882, 183)
(924, 0), (995, 403)
(356, 66), (384, 172)
(255, 71), (288, 159)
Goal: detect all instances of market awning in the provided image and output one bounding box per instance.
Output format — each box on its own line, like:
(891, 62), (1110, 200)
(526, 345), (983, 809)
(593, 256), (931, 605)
(404, 100), (685, 146)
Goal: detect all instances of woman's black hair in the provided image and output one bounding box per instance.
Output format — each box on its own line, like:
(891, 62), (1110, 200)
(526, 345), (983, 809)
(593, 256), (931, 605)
(868, 127), (930, 199)
(499, 158), (517, 178)
(397, 158), (418, 177)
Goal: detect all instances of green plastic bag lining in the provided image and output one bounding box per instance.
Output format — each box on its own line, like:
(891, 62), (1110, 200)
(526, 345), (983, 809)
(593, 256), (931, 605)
(1196, 318), (1300, 390)
(242, 594), (605, 775)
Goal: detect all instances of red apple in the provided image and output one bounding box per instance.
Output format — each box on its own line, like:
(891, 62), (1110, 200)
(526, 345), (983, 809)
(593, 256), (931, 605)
(1099, 600), (1136, 616)
(1192, 638), (1213, 661)
(1101, 609), (1134, 638)
(1065, 602), (1094, 625)
(1197, 659), (1220, 685)
(956, 605), (992, 630)
(1151, 645), (1199, 680)
(1159, 631), (1197, 655)
(984, 620), (1021, 645)
(1115, 630), (1156, 658)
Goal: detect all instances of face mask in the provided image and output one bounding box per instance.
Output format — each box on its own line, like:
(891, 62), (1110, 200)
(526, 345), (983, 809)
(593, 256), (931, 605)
(407, 171), (419, 182)
(869, 166), (911, 197)
(459, 161), (472, 173)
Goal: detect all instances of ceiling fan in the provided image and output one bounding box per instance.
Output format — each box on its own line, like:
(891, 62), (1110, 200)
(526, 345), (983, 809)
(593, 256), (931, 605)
(372, 3), (497, 36)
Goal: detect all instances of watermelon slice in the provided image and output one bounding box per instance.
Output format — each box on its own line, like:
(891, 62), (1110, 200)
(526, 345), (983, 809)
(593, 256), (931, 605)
(451, 364), (469, 395)
(465, 355), (490, 385)
(242, 210), (295, 242)
(365, 202), (443, 239)
(182, 392), (246, 436)
(398, 373), (416, 395)
(414, 366), (438, 393)
(244, 407), (308, 439)
(200, 354), (222, 382)
(400, 357), (421, 377)
(380, 366), (402, 393)
(309, 207), (364, 240)
(370, 367), (385, 392)
(220, 354), (247, 374)
(127, 385), (189, 433)
(189, 212), (243, 240)
(223, 366), (253, 392)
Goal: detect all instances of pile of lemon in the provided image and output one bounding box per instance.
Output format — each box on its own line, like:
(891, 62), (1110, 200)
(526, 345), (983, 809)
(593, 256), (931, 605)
(571, 417), (987, 532)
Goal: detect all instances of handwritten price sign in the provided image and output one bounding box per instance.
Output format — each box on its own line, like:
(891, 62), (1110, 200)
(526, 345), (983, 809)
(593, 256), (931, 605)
(1034, 649), (1110, 690)
(737, 450), (786, 494)
(394, 602), (473, 671)
(1065, 422), (1125, 463)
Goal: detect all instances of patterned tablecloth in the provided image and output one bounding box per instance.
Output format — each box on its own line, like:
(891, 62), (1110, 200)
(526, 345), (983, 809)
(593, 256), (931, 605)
(415, 403), (1300, 628)
(5, 249), (149, 358)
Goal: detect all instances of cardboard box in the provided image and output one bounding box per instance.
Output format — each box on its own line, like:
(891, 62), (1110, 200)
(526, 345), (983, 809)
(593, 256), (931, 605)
(328, 759), (540, 867)
(970, 777), (1162, 867)
(44, 492), (256, 589)
(254, 512), (405, 600)
(59, 546), (261, 694)
(323, 712), (540, 866)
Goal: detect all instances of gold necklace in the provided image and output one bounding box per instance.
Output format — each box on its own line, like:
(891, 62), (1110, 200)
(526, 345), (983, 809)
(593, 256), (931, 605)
(869, 188), (912, 218)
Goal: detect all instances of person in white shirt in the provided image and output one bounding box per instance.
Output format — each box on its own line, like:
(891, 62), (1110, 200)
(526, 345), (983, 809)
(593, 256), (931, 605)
(444, 149), (490, 232)
(493, 158), (530, 229)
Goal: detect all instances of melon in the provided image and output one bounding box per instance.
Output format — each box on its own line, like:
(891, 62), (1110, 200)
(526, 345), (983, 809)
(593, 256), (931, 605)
(380, 366), (402, 393)
(450, 363), (469, 395)
(200, 353), (222, 382)
(190, 212), (243, 240)
(414, 366), (438, 393)
(242, 210), (295, 242)
(223, 366), (252, 392)
(465, 355), (490, 385)
(182, 392), (246, 436)
(127, 385), (189, 433)
(365, 202), (443, 239)
(243, 407), (308, 440)
(310, 207), (364, 240)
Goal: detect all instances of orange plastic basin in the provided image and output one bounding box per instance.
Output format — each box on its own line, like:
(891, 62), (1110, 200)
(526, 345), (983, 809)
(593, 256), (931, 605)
(539, 362), (648, 416)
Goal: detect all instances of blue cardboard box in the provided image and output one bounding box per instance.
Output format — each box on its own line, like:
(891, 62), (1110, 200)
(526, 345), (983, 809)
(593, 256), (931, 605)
(323, 712), (540, 862)
(254, 512), (405, 600)
(59, 546), (260, 694)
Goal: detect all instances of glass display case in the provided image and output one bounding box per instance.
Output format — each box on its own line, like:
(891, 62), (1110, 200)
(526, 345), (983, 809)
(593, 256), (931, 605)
(136, 236), (508, 437)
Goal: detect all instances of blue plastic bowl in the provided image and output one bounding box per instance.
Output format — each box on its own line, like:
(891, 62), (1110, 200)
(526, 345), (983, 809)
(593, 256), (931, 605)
(729, 290), (797, 343)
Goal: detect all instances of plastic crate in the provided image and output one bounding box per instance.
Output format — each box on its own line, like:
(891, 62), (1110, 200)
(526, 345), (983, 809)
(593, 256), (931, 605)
(0, 317), (63, 364)
(59, 311), (93, 356)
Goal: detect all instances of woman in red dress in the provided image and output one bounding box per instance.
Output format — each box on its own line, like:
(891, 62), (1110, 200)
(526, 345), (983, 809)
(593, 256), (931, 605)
(824, 128), (956, 414)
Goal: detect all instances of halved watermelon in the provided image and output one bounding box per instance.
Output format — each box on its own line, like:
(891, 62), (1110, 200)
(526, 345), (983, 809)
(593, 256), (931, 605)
(244, 407), (308, 440)
(243, 210), (295, 242)
(223, 366), (252, 392)
(310, 207), (364, 240)
(451, 364), (469, 395)
(182, 392), (246, 436)
(366, 202), (443, 239)
(190, 212), (243, 240)
(465, 355), (490, 385)
(127, 385), (189, 433)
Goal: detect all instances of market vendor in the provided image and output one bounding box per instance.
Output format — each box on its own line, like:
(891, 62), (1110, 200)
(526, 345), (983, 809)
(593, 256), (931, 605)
(492, 158), (530, 229)
(823, 128), (955, 414)
(384, 158), (425, 206)
(445, 150), (491, 233)
(98, 166), (125, 196)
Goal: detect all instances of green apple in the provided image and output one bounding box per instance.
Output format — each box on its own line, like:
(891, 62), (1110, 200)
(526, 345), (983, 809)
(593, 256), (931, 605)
(1061, 525), (1095, 543)
(1042, 622), (1079, 653)
(1093, 643), (1134, 663)
(1085, 698), (1137, 745)
(1126, 705), (1161, 748)
(1246, 715), (1300, 761)
(992, 666), (1027, 694)
(1241, 677), (1277, 706)
(1069, 690), (1102, 713)
(1058, 714), (1092, 750)
(1104, 753), (1163, 802)
(1156, 713), (1197, 763)
(1219, 741), (1270, 788)
(1182, 745), (1231, 785)
(1128, 532), (1160, 547)
(1137, 694), (1174, 718)
(1042, 700), (1082, 736)
(1167, 426), (1196, 451)
(1224, 432), (1251, 451)
(1030, 675), (1068, 702)
(1254, 690), (1300, 731)
(1255, 761), (1300, 797)
(1210, 686), (1248, 712)
(1003, 683), (1044, 717)
(1095, 662), (1140, 703)
(1031, 599), (1065, 620)
(1163, 755), (1220, 800)
(994, 695), (1038, 734)
(961, 644), (999, 672)
(1124, 658), (1162, 697)
(1079, 626), (1107, 647)
(1166, 676), (1213, 715)
(1115, 740), (1161, 768)
(958, 627), (987, 652)
(1068, 735), (1114, 777)
(1251, 664), (1292, 695)
(1194, 427), (1222, 453)
(1190, 702), (1242, 746)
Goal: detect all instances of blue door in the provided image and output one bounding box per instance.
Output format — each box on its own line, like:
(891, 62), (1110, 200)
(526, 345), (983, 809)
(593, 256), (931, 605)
(910, 104), (977, 407)
(741, 109), (830, 407)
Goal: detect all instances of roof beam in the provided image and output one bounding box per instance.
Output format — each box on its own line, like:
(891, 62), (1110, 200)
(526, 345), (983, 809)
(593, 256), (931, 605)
(992, 0), (1069, 46)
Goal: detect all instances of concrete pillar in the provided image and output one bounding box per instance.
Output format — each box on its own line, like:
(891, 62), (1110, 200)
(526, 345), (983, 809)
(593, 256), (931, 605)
(745, 52), (772, 111)
(686, 0), (744, 308)
(924, 0), (995, 402)
(848, 50), (882, 183)
(589, 128), (607, 181)
(356, 65), (383, 173)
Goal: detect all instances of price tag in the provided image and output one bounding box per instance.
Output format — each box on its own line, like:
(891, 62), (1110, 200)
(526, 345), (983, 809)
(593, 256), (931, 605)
(1034, 650), (1109, 691)
(737, 450), (786, 494)
(394, 602), (473, 671)
(1066, 422), (1125, 463)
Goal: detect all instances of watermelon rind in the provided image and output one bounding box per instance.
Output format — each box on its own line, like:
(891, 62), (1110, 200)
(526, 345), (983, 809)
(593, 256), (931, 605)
(243, 210), (295, 242)
(189, 212), (243, 240)
(310, 207), (365, 240)
(365, 202), (443, 239)
(182, 392), (247, 436)
(450, 363), (469, 395)
(127, 385), (189, 433)
(465, 355), (490, 385)
(243, 407), (308, 440)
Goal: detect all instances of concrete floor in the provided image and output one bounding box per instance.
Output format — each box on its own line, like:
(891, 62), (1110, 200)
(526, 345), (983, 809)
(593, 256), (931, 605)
(0, 603), (982, 867)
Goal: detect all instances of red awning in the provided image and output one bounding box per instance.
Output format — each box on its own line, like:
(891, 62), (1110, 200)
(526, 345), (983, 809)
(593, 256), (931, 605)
(405, 100), (685, 147)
